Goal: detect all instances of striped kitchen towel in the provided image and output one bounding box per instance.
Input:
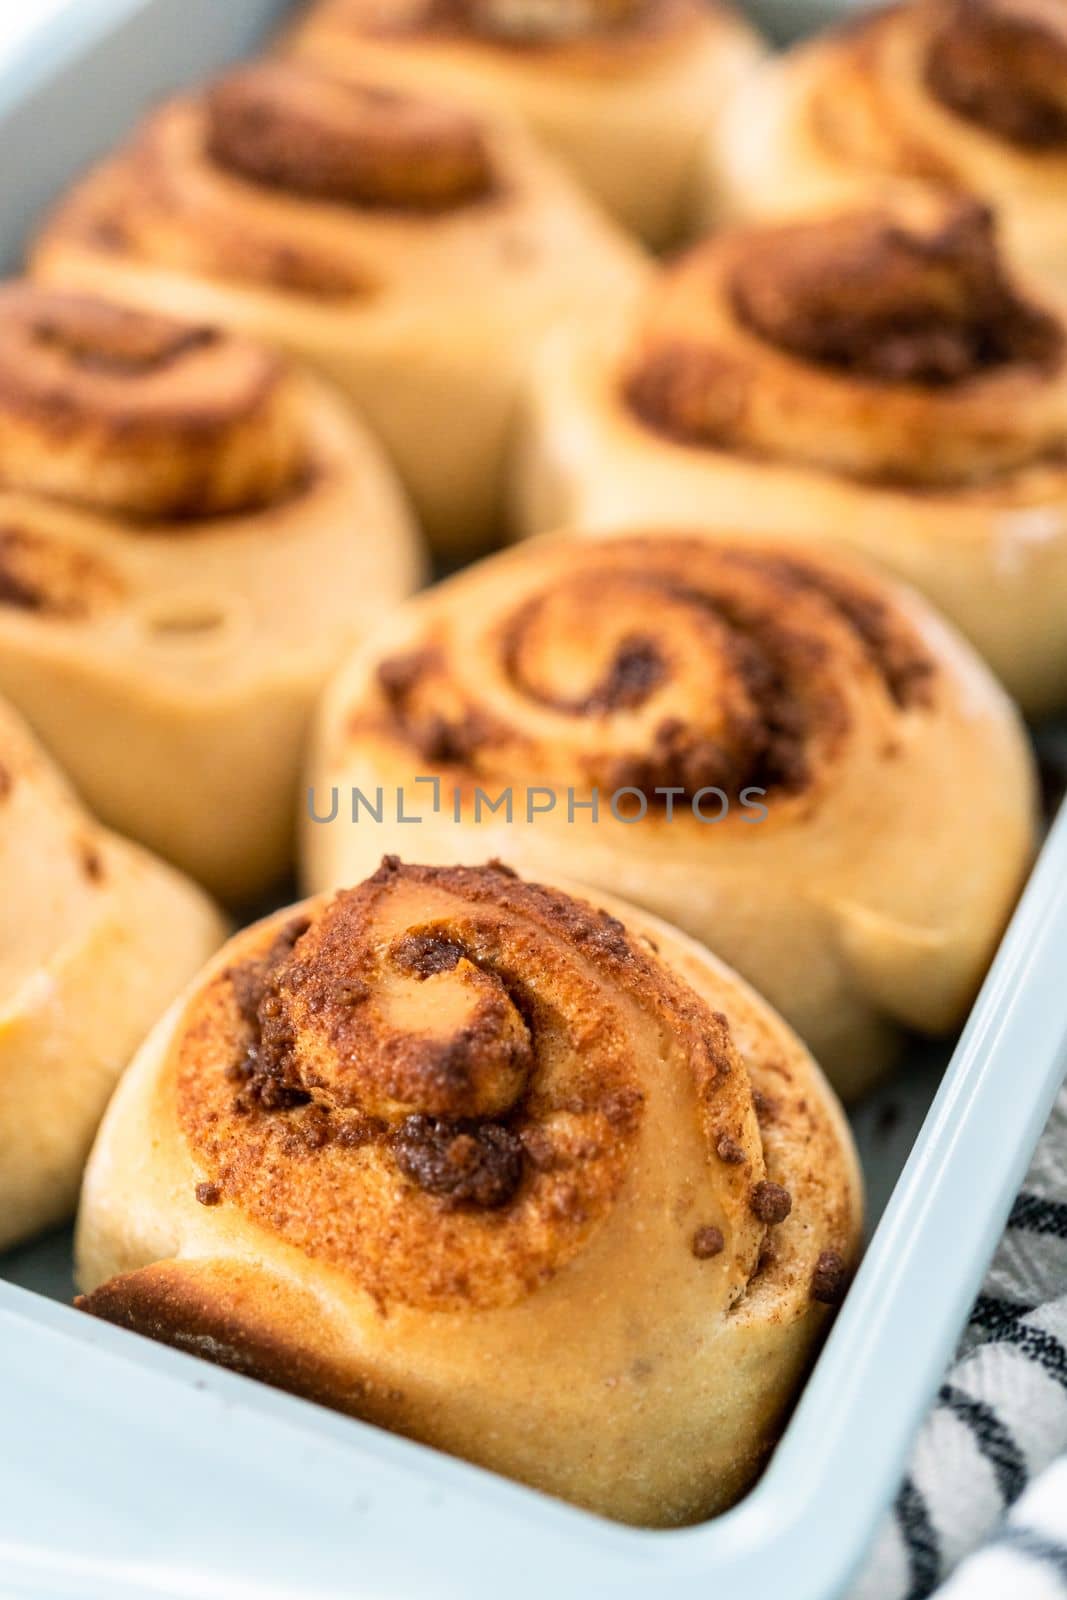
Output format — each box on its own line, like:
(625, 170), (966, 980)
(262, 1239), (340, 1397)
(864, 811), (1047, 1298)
(852, 1079), (1067, 1600)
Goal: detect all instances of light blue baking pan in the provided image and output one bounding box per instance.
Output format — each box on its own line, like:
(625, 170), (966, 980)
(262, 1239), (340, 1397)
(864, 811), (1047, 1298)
(1, 2), (1065, 1596)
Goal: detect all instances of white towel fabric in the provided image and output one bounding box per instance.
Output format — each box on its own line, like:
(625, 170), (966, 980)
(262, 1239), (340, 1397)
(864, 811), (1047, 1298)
(852, 1081), (1067, 1600)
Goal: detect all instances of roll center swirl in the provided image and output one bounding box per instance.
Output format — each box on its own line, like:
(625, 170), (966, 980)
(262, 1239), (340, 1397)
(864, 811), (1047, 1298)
(0, 285), (308, 520)
(180, 862), (762, 1309)
(730, 203), (1061, 385)
(370, 546), (936, 810)
(205, 62), (493, 211)
(622, 203), (1067, 486)
(925, 0), (1067, 149)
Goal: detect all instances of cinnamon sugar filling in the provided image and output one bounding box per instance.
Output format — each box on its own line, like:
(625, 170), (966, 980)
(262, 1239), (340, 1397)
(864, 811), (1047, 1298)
(206, 62), (493, 212)
(176, 860), (774, 1311)
(730, 204), (1062, 385)
(925, 0), (1067, 149)
(370, 546), (933, 805)
(0, 285), (308, 519)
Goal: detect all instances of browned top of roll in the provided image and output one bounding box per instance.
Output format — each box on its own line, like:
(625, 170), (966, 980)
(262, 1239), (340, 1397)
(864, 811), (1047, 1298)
(731, 202), (1057, 383)
(356, 535), (936, 810)
(176, 858), (785, 1311)
(924, 0), (1067, 149)
(623, 200), (1067, 486)
(205, 61), (493, 210)
(0, 284), (308, 520)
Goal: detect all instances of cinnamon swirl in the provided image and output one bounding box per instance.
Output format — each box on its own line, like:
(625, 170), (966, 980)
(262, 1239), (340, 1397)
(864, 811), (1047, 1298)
(285, 0), (765, 247)
(75, 858), (861, 1526)
(31, 59), (647, 557)
(514, 199), (1067, 715)
(0, 696), (225, 1253)
(708, 0), (1067, 285)
(0, 283), (421, 902)
(303, 532), (1037, 1094)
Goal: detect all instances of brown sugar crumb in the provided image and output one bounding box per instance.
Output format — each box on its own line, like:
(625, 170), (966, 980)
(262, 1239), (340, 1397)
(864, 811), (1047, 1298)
(732, 203), (1063, 386)
(715, 1133), (746, 1165)
(195, 1181), (222, 1206)
(411, 708), (496, 766)
(332, 976), (370, 1007)
(691, 1225), (725, 1259)
(571, 909), (632, 963)
(391, 930), (464, 978)
(79, 840), (105, 883)
(376, 648), (434, 702)
(811, 1250), (851, 1305)
(752, 1090), (778, 1124)
(392, 1114), (525, 1209)
(751, 1180), (792, 1225)
(298, 1108), (332, 1150)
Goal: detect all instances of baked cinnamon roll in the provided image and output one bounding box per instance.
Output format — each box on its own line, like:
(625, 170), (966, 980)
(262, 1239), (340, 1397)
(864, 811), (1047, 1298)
(31, 59), (647, 557)
(0, 696), (225, 1253)
(708, 0), (1067, 283)
(285, 0), (765, 247)
(76, 858), (861, 1526)
(302, 533), (1036, 1095)
(515, 199), (1067, 715)
(0, 283), (421, 903)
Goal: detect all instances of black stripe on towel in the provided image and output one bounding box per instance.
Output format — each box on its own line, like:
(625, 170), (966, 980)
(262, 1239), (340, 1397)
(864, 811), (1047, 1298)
(966, 1306), (1067, 1394)
(993, 1525), (1067, 1588)
(897, 1476), (942, 1600)
(970, 1295), (1034, 1338)
(937, 1385), (1028, 1506)
(1008, 1193), (1067, 1240)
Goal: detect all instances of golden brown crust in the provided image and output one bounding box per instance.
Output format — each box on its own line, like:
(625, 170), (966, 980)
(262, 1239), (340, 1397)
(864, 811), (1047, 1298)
(305, 531), (1036, 1089)
(0, 279), (423, 899)
(30, 48), (650, 558)
(358, 535), (935, 807)
(176, 860), (769, 1311)
(805, 2), (1067, 171)
(728, 201), (1060, 383)
(78, 1260), (362, 1412)
(205, 62), (493, 211)
(621, 200), (1067, 487)
(0, 284), (307, 519)
(29, 63), (514, 302)
(922, 0), (1067, 150)
(76, 863), (861, 1524)
(0, 523), (123, 617)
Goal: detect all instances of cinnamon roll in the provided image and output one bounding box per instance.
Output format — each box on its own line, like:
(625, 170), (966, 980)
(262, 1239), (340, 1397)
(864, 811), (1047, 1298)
(514, 199), (1067, 715)
(0, 283), (421, 903)
(302, 533), (1037, 1095)
(285, 0), (765, 247)
(0, 696), (226, 1253)
(30, 59), (647, 557)
(708, 0), (1067, 284)
(75, 857), (861, 1526)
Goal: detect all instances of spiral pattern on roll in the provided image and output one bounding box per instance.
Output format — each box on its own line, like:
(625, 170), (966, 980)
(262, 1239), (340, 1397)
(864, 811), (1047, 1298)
(360, 536), (935, 808)
(921, 0), (1067, 150)
(623, 199), (1067, 487)
(205, 62), (493, 210)
(30, 61), (509, 299)
(0, 284), (307, 519)
(178, 858), (791, 1311)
